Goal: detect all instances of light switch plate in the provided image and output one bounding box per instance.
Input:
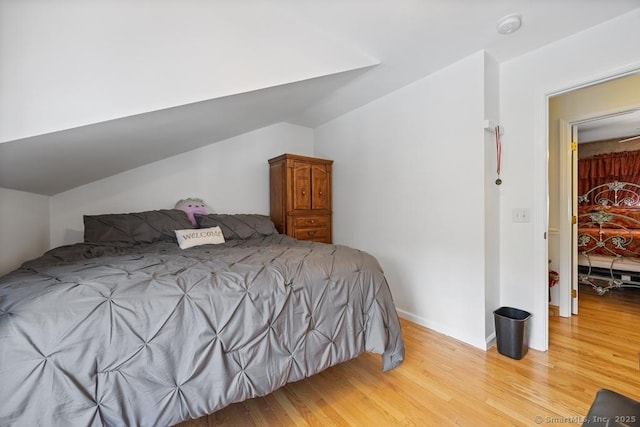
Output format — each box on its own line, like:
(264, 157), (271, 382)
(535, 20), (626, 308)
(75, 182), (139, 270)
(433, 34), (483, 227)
(512, 208), (530, 222)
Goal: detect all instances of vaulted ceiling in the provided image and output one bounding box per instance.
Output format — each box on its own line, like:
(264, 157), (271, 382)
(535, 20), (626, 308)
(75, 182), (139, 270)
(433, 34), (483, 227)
(2, 0), (639, 195)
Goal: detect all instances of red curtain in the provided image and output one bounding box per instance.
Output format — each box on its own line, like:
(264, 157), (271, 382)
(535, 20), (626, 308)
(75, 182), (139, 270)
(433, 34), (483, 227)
(578, 150), (640, 203)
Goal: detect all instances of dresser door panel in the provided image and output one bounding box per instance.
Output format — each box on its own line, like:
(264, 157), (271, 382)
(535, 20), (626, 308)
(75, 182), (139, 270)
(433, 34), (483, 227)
(292, 163), (311, 210)
(311, 165), (330, 210)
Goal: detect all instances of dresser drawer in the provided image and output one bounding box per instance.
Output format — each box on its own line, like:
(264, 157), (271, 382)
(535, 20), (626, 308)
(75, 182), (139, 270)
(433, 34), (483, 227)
(293, 226), (330, 242)
(293, 215), (329, 228)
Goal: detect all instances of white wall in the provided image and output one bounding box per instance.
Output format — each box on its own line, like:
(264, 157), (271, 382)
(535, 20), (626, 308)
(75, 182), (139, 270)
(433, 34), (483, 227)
(315, 52), (494, 349)
(50, 123), (313, 247)
(500, 9), (640, 350)
(0, 188), (50, 275)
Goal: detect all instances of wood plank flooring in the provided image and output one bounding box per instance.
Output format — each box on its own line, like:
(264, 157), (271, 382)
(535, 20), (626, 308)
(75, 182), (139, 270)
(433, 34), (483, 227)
(177, 285), (640, 426)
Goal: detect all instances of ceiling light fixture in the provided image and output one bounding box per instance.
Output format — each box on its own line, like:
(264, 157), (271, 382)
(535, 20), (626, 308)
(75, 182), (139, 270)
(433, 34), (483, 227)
(497, 14), (522, 35)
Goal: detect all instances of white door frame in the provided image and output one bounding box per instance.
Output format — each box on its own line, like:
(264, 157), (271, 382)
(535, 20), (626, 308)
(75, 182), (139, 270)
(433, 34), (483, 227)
(571, 124), (579, 315)
(557, 119), (573, 317)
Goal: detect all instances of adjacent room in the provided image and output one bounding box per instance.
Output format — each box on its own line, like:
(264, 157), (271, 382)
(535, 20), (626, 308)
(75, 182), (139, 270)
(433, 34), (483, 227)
(574, 108), (640, 299)
(548, 73), (640, 320)
(2, 1), (640, 425)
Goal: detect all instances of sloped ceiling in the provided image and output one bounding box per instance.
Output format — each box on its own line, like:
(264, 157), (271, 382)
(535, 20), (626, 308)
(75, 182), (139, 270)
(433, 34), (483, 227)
(1, 0), (639, 195)
(0, 68), (371, 195)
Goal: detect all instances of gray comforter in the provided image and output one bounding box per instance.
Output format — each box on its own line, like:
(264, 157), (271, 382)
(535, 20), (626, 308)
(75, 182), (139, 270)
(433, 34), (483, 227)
(0, 234), (404, 426)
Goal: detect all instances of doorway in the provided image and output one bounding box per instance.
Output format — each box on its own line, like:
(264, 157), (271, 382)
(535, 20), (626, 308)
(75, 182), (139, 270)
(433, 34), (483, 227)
(549, 72), (640, 319)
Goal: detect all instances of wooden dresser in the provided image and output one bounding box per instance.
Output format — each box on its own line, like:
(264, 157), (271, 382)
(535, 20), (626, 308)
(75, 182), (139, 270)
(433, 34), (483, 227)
(268, 153), (333, 243)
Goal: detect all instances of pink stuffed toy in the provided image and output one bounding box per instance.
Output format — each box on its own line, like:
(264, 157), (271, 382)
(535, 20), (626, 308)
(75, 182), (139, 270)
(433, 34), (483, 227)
(175, 198), (209, 226)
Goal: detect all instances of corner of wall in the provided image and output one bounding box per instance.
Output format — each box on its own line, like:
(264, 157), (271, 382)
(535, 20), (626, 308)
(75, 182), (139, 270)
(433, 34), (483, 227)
(0, 187), (50, 275)
(483, 50), (501, 342)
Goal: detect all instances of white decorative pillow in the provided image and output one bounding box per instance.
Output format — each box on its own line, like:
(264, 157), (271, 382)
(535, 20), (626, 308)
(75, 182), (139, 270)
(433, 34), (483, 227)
(175, 226), (225, 249)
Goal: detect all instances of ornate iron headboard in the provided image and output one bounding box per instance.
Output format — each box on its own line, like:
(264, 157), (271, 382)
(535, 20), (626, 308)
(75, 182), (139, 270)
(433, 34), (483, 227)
(578, 181), (640, 207)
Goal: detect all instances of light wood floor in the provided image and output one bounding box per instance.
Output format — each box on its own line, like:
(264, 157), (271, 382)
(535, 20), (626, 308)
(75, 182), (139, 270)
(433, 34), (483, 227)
(177, 285), (640, 426)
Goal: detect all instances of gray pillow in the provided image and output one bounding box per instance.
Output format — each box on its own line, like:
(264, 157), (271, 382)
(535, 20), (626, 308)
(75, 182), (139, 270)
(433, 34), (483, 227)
(84, 209), (194, 244)
(195, 214), (279, 240)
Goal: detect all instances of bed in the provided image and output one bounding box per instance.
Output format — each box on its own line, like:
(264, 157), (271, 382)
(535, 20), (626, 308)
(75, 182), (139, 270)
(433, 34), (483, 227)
(0, 210), (404, 426)
(577, 181), (640, 294)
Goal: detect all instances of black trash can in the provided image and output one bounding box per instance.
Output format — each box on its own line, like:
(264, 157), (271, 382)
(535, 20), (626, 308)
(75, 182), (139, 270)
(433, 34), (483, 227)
(493, 307), (531, 360)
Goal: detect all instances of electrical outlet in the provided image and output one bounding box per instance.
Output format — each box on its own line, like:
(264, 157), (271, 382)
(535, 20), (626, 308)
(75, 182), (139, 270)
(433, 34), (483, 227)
(512, 208), (530, 223)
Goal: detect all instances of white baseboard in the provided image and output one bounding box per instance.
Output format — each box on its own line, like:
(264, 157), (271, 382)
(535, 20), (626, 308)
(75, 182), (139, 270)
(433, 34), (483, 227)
(485, 332), (496, 349)
(396, 308), (492, 351)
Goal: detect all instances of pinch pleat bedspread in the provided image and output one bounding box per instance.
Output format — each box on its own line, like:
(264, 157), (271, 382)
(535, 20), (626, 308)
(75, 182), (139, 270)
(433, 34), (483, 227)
(0, 235), (404, 426)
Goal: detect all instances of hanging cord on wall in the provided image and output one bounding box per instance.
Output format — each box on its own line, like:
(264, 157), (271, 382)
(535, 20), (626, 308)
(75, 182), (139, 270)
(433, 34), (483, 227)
(495, 125), (502, 185)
